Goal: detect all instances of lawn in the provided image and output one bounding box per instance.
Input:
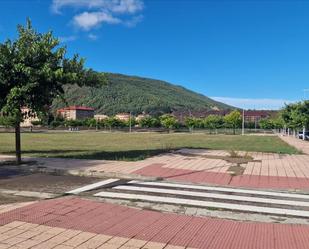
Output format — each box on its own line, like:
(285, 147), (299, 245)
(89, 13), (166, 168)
(0, 132), (299, 161)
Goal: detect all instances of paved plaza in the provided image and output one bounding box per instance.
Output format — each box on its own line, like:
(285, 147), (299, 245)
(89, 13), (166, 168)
(10, 136), (309, 191)
(0, 135), (309, 248)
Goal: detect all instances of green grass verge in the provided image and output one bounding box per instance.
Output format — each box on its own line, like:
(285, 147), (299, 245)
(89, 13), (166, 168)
(0, 132), (299, 161)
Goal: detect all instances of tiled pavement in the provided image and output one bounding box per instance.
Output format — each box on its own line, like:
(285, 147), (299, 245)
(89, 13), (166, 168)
(1, 135), (309, 191)
(3, 147), (309, 190)
(0, 203), (36, 215)
(1, 197), (309, 249)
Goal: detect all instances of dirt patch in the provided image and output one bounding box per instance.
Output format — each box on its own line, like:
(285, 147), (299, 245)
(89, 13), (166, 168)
(177, 151), (260, 165)
(0, 193), (37, 205)
(0, 173), (101, 194)
(227, 165), (245, 176)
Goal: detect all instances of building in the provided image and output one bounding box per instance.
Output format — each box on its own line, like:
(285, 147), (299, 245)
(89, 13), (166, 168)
(57, 106), (94, 120)
(172, 109), (277, 124)
(135, 114), (149, 121)
(115, 113), (131, 122)
(243, 110), (276, 123)
(172, 110), (231, 123)
(20, 107), (40, 127)
(94, 114), (108, 121)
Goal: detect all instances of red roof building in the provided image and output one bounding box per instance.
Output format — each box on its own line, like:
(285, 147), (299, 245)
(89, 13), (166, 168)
(57, 106), (95, 120)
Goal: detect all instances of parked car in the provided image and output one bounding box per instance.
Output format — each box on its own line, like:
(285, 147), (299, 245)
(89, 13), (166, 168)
(298, 131), (309, 140)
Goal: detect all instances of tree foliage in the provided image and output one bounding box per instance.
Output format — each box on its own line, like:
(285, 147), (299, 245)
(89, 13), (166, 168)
(281, 101), (309, 130)
(51, 73), (233, 116)
(159, 114), (179, 130)
(138, 116), (160, 128)
(203, 115), (224, 130)
(0, 19), (98, 163)
(224, 110), (242, 134)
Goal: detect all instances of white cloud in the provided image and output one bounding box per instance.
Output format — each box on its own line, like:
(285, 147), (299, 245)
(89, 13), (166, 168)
(88, 33), (98, 40)
(211, 97), (296, 110)
(51, 0), (106, 14)
(52, 0), (143, 14)
(123, 14), (143, 27)
(51, 0), (144, 31)
(73, 11), (121, 30)
(58, 35), (77, 42)
(109, 0), (144, 14)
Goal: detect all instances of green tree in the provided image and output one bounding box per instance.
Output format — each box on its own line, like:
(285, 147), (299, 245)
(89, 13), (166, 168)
(292, 101), (309, 129)
(281, 103), (298, 131)
(0, 19), (97, 163)
(259, 118), (274, 130)
(203, 115), (224, 133)
(184, 117), (201, 132)
(159, 114), (178, 130)
(138, 116), (160, 128)
(272, 116), (284, 129)
(224, 110), (242, 135)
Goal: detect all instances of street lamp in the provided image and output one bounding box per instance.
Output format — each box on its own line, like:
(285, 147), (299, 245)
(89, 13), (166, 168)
(242, 109), (245, 136)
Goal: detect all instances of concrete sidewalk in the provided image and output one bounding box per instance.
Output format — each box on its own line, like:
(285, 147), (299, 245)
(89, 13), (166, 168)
(17, 149), (309, 191)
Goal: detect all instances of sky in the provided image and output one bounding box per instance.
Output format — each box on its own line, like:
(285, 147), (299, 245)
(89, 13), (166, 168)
(0, 0), (309, 110)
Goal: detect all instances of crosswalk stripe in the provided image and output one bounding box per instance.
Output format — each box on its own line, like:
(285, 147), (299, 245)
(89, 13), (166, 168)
(129, 180), (309, 200)
(94, 191), (309, 218)
(113, 185), (309, 208)
(66, 179), (120, 195)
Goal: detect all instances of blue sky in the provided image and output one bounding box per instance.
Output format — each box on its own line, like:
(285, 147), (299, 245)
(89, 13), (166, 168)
(1, 0), (309, 109)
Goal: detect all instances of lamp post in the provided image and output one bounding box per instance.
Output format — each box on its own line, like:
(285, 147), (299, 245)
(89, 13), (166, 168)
(129, 112), (132, 133)
(242, 109), (245, 136)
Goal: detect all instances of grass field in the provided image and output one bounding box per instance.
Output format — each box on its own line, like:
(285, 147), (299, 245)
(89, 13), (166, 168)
(0, 132), (299, 161)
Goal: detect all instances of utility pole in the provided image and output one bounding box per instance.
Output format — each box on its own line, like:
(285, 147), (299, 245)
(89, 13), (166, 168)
(242, 109), (245, 136)
(129, 112), (132, 133)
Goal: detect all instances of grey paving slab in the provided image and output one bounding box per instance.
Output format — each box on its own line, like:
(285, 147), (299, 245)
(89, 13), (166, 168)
(66, 178), (120, 194)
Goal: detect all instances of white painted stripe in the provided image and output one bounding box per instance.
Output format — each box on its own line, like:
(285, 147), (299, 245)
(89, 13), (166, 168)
(114, 185), (309, 207)
(94, 191), (309, 218)
(66, 179), (120, 195)
(129, 181), (309, 200)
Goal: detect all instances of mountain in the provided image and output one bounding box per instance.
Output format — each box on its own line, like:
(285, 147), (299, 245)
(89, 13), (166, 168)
(51, 73), (233, 115)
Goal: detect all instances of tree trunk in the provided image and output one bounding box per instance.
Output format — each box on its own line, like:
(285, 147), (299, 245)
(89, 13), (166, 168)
(303, 127), (306, 141)
(15, 122), (22, 164)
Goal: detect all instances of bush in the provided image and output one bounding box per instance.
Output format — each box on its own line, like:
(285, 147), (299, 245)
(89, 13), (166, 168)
(31, 120), (42, 126)
(139, 117), (161, 128)
(0, 116), (16, 127)
(50, 120), (63, 128)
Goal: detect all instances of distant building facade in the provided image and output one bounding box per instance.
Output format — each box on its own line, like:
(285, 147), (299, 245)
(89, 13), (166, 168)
(57, 106), (94, 120)
(135, 114), (149, 121)
(243, 110), (276, 124)
(94, 114), (108, 121)
(20, 107), (40, 127)
(115, 113), (131, 122)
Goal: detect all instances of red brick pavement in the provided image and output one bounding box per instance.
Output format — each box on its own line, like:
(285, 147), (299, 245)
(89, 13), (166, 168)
(133, 164), (309, 190)
(1, 197), (309, 249)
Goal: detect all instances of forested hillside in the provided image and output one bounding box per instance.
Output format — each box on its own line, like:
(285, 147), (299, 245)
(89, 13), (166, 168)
(52, 73), (232, 115)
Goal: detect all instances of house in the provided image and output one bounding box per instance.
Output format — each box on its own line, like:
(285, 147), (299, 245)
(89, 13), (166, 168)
(94, 114), (108, 121)
(243, 110), (276, 124)
(20, 107), (40, 127)
(135, 114), (149, 121)
(57, 106), (95, 120)
(115, 113), (131, 122)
